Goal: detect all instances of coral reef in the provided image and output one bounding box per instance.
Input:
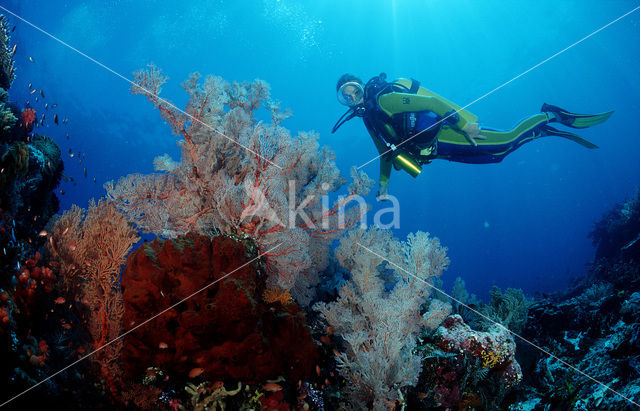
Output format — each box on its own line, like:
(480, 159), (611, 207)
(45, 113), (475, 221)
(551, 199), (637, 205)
(590, 189), (640, 261)
(314, 227), (450, 410)
(0, 13), (77, 409)
(20, 107), (36, 133)
(0, 87), (16, 131)
(0, 15), (15, 90)
(106, 65), (373, 303)
(0, 134), (63, 242)
(508, 190), (640, 409)
(121, 232), (318, 384)
(421, 314), (522, 408)
(47, 199), (139, 396)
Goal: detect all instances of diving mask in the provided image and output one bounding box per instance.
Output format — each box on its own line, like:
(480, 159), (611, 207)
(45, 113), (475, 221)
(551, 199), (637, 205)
(337, 81), (364, 107)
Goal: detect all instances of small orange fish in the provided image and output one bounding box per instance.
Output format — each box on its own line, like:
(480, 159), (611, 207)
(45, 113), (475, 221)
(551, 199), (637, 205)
(54, 297), (65, 304)
(38, 229), (48, 237)
(158, 342), (168, 349)
(188, 367), (204, 378)
(61, 323), (72, 329)
(262, 383), (282, 392)
(316, 364), (321, 376)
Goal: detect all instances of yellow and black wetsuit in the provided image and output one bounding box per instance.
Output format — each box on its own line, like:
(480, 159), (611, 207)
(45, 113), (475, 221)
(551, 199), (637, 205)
(362, 76), (612, 186)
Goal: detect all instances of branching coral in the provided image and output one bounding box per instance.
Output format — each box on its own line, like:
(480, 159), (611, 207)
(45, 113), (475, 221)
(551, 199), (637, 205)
(20, 107), (36, 133)
(47, 199), (139, 396)
(106, 65), (372, 303)
(314, 227), (449, 410)
(185, 381), (242, 411)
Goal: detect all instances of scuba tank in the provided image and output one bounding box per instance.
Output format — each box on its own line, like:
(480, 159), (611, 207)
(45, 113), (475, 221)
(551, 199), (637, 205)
(332, 73), (425, 178)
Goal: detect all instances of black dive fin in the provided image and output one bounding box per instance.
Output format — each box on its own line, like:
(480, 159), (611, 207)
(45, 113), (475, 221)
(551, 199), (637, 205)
(541, 103), (613, 129)
(541, 125), (599, 149)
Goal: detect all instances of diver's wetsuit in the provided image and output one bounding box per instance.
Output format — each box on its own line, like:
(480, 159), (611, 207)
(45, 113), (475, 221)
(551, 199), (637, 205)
(360, 76), (608, 186)
(435, 113), (551, 164)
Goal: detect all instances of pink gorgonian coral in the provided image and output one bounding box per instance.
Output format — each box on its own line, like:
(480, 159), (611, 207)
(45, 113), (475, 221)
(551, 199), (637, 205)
(105, 65), (373, 303)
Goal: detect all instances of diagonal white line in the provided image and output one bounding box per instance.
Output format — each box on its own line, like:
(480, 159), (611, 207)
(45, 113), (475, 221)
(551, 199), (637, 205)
(0, 243), (281, 408)
(357, 242), (640, 407)
(0, 5), (283, 170)
(357, 5), (640, 170)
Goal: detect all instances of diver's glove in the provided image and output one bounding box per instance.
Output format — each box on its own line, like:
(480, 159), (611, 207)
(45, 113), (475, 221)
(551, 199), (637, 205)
(376, 183), (390, 201)
(461, 122), (487, 146)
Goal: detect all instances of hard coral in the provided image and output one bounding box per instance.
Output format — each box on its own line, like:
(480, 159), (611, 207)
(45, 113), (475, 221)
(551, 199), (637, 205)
(437, 315), (520, 381)
(0, 14), (15, 90)
(121, 233), (318, 383)
(424, 314), (522, 408)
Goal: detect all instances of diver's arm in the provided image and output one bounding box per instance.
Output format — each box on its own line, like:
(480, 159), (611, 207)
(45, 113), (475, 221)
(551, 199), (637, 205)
(378, 92), (470, 130)
(372, 139), (392, 197)
(365, 120), (394, 190)
(379, 157), (391, 187)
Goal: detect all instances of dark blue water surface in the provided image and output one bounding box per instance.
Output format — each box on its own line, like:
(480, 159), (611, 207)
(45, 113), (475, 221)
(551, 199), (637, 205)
(3, 0), (640, 298)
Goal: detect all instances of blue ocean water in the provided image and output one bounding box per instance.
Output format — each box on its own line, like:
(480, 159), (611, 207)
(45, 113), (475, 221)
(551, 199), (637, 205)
(3, 0), (640, 299)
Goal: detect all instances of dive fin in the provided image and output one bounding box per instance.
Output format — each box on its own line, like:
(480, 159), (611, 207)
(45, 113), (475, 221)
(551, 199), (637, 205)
(541, 103), (613, 129)
(541, 125), (599, 149)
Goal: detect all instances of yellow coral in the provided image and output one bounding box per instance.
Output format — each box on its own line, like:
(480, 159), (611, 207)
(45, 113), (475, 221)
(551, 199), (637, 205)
(480, 349), (503, 369)
(263, 287), (293, 305)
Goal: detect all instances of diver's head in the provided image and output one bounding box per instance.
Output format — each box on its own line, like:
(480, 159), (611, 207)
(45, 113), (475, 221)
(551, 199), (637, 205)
(336, 73), (364, 107)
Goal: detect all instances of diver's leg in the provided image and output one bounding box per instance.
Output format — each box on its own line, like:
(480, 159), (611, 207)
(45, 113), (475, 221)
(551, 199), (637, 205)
(435, 114), (547, 163)
(436, 109), (598, 164)
(479, 111), (599, 153)
(476, 113), (550, 160)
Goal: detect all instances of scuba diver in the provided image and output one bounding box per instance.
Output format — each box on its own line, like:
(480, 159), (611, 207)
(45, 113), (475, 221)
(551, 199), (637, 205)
(332, 73), (613, 198)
